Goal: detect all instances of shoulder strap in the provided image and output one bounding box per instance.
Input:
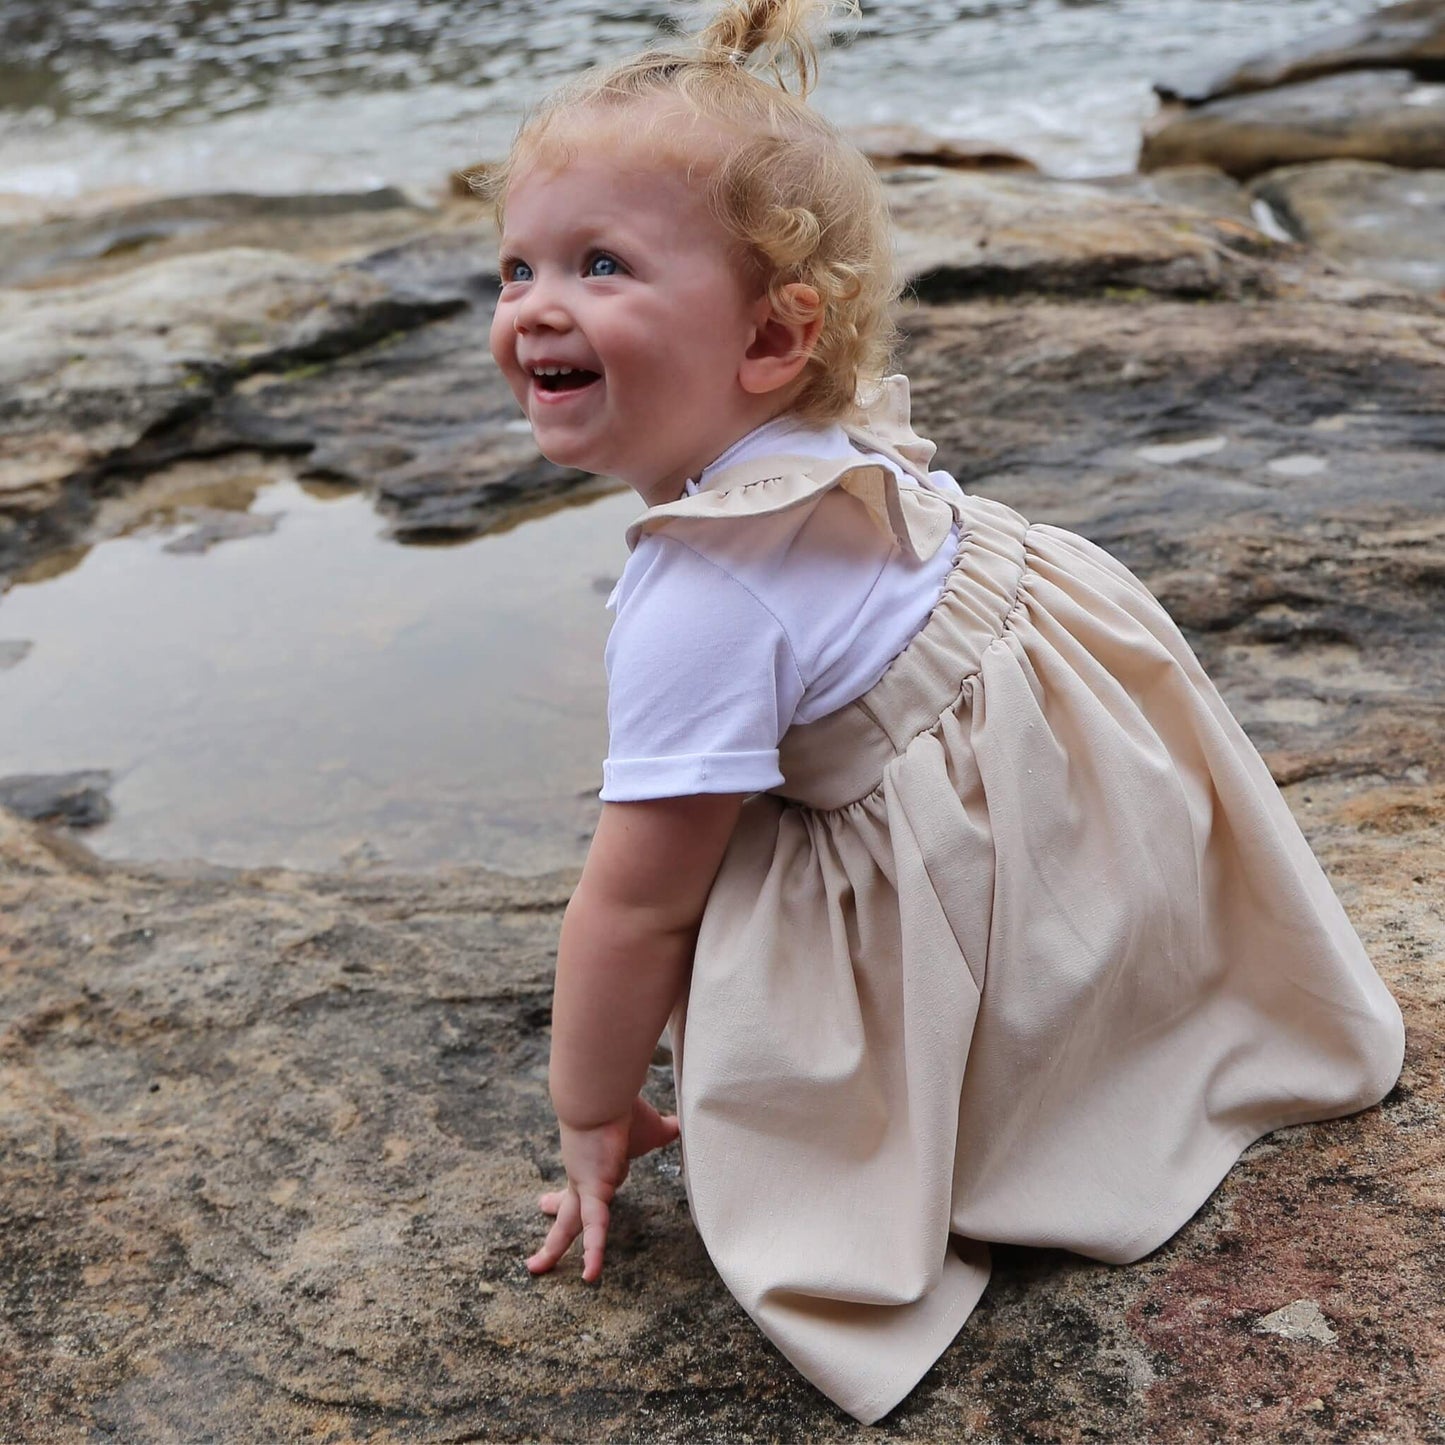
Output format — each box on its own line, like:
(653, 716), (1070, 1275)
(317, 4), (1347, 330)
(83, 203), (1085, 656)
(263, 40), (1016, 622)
(624, 376), (959, 561)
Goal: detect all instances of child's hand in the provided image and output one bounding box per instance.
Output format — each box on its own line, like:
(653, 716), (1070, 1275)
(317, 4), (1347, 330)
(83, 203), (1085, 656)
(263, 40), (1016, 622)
(527, 1097), (680, 1282)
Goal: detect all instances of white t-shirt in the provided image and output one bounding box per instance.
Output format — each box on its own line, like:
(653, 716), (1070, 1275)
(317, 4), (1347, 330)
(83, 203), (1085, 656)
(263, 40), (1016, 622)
(599, 415), (963, 802)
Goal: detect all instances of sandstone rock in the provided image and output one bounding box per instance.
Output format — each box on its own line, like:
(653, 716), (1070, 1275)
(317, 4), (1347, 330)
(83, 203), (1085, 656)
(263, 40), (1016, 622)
(899, 285), (1445, 782)
(849, 123), (1037, 172)
(1252, 160), (1445, 292)
(1089, 165), (1259, 225)
(1158, 0), (1445, 105)
(1142, 70), (1445, 180)
(2, 253), (1442, 1439)
(184, 302), (590, 543)
(0, 189), (441, 290)
(356, 222), (502, 303)
(0, 770), (113, 827)
(885, 168), (1286, 301)
(2, 171), (1314, 572)
(0, 246), (463, 578)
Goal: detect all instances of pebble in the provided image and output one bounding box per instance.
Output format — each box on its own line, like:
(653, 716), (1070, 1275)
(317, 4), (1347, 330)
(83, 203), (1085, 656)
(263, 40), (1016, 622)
(1253, 1299), (1339, 1344)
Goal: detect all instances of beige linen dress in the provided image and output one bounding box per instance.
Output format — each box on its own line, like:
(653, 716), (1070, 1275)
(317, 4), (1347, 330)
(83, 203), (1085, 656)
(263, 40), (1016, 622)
(626, 377), (1405, 1424)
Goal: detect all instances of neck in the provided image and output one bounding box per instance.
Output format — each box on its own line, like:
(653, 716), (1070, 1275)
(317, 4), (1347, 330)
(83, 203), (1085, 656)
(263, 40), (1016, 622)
(632, 397), (800, 507)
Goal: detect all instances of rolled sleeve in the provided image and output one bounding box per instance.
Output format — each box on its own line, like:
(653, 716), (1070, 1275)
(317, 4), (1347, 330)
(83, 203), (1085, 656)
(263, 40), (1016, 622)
(601, 537), (804, 803)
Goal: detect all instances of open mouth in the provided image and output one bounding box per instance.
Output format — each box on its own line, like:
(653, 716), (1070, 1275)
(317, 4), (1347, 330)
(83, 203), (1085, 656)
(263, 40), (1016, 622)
(531, 366), (600, 394)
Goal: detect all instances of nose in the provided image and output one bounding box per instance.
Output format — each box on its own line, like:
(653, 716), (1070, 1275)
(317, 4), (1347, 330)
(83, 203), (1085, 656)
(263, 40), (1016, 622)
(512, 274), (572, 335)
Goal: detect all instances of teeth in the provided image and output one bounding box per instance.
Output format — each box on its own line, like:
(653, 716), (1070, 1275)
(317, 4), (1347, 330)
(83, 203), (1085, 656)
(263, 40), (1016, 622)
(532, 366), (576, 377)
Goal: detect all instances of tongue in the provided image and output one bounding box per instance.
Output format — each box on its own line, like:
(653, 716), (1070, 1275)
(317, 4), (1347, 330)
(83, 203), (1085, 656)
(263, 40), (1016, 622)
(543, 371), (598, 392)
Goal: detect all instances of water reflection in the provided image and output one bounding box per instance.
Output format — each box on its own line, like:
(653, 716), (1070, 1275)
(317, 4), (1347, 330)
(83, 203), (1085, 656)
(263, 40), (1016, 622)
(0, 463), (638, 875)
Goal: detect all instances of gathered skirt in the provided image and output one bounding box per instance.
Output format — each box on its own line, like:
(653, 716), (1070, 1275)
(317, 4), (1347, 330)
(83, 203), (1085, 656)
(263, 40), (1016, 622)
(668, 490), (1405, 1424)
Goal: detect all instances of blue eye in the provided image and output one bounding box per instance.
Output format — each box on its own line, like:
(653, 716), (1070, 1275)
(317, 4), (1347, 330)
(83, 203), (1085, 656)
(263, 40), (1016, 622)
(588, 254), (621, 277)
(506, 259), (533, 283)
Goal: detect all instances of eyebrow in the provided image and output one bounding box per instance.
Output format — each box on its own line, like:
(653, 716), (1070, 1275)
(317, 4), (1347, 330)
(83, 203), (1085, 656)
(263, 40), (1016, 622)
(498, 221), (641, 268)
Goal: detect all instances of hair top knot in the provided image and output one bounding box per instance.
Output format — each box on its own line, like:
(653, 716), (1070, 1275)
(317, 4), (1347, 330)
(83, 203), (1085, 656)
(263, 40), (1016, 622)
(696, 0), (854, 97)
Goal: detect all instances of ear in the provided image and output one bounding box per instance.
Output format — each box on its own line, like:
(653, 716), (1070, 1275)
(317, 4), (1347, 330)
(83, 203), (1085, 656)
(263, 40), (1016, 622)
(738, 284), (825, 397)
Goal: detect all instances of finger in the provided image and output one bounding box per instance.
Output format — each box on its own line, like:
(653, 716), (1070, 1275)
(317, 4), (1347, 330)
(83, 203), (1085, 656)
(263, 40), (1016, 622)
(526, 1190), (581, 1275)
(537, 1190), (565, 1216)
(578, 1191), (612, 1284)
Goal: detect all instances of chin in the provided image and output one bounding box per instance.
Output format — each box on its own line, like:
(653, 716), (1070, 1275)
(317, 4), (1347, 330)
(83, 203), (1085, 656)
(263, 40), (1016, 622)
(529, 432), (600, 475)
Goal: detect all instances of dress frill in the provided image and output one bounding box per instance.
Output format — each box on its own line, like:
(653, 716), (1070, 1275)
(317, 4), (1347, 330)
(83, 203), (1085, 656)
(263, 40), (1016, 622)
(630, 379), (1405, 1424)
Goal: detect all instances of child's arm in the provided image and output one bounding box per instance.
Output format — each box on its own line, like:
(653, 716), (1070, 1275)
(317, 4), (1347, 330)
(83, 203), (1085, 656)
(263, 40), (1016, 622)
(526, 792), (745, 1282)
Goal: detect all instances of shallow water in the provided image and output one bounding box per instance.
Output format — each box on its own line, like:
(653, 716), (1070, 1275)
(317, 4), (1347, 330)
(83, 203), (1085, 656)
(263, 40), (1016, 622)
(0, 467), (635, 874)
(0, 0), (1383, 200)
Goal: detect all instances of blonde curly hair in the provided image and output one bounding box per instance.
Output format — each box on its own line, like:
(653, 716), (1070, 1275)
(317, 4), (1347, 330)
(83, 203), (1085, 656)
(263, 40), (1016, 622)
(480, 0), (898, 424)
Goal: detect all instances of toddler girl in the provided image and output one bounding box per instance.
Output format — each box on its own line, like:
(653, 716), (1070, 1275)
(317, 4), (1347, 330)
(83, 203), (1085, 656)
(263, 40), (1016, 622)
(485, 0), (1405, 1423)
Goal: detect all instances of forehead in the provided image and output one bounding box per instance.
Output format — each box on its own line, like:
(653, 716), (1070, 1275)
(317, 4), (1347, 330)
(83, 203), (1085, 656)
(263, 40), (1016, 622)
(502, 102), (732, 238)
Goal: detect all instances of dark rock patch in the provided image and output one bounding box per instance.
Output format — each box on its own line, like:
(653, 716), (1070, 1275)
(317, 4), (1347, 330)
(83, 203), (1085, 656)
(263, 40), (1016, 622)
(848, 123), (1038, 173)
(0, 770), (114, 828)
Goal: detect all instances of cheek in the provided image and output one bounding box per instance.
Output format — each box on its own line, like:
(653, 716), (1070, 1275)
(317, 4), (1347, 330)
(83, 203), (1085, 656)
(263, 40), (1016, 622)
(488, 306), (515, 371)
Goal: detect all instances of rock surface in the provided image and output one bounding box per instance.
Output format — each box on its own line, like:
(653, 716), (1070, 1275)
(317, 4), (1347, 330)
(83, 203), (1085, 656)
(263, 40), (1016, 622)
(2, 168), (1443, 1440)
(0, 172), (1326, 571)
(1252, 159), (1445, 292)
(1157, 0), (1445, 105)
(0, 244), (466, 576)
(847, 123), (1037, 172)
(0, 770), (114, 827)
(884, 169), (1289, 301)
(1142, 69), (1445, 179)
(0, 189), (447, 291)
(1089, 164), (1259, 225)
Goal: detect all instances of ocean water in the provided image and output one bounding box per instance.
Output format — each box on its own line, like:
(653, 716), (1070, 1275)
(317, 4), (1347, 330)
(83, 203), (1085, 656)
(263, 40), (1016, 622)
(0, 0), (1384, 202)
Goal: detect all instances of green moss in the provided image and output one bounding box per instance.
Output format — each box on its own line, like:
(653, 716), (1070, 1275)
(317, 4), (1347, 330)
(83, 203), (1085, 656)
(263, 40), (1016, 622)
(280, 358), (329, 382)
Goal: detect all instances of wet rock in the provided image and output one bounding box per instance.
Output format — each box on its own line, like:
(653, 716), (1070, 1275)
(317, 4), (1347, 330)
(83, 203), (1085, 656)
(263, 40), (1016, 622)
(0, 246), (463, 579)
(0, 189), (439, 290)
(1158, 0), (1445, 105)
(1142, 69), (1445, 180)
(1253, 1299), (1340, 1344)
(885, 168), (1287, 301)
(0, 770), (113, 827)
(848, 123), (1037, 172)
(1251, 160), (1445, 293)
(182, 303), (590, 543)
